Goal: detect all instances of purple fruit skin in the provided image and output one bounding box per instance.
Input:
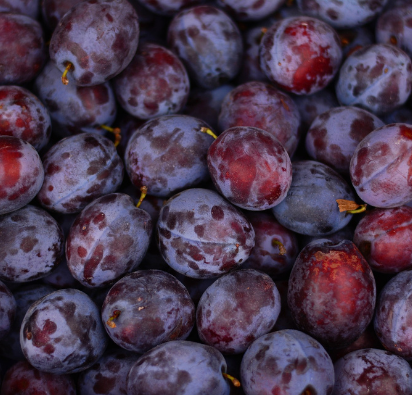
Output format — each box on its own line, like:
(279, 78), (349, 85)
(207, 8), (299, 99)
(66, 193), (152, 288)
(0, 0), (40, 19)
(260, 16), (342, 95)
(208, 126), (292, 211)
(0, 205), (64, 283)
(167, 5), (243, 89)
(77, 349), (140, 395)
(336, 44), (412, 115)
(102, 270), (195, 353)
(34, 61), (117, 138)
(374, 270), (412, 360)
(38, 133), (124, 214)
(297, 0), (389, 28)
(305, 106), (384, 173)
(0, 284), (55, 361)
(127, 340), (230, 395)
(240, 329), (335, 395)
(0, 86), (51, 151)
(288, 239), (376, 349)
(41, 0), (84, 32)
(217, 81), (301, 156)
(49, 0), (139, 86)
(0, 13), (46, 85)
(333, 348), (412, 394)
(125, 115), (215, 197)
(0, 360), (76, 395)
(0, 280), (16, 340)
(157, 188), (255, 279)
(0, 136), (44, 216)
(20, 288), (108, 374)
(196, 269), (281, 354)
(350, 123), (412, 208)
(114, 42), (190, 120)
(215, 0), (286, 21)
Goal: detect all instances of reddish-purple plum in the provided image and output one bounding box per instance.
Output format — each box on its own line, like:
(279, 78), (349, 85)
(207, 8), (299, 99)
(288, 239), (376, 349)
(0, 136), (44, 216)
(0, 86), (51, 151)
(66, 193), (152, 287)
(114, 42), (190, 120)
(196, 269), (281, 354)
(354, 206), (412, 273)
(260, 16), (342, 95)
(218, 81), (301, 156)
(207, 126), (292, 211)
(102, 270), (195, 353)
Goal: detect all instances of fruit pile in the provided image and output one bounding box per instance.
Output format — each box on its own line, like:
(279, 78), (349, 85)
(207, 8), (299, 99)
(1, 0), (412, 394)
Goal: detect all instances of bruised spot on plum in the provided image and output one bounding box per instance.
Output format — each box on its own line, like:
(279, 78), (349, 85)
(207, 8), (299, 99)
(211, 205), (224, 221)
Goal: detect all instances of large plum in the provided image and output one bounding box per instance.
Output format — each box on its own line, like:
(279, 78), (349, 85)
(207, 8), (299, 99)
(157, 188), (255, 278)
(288, 239), (376, 349)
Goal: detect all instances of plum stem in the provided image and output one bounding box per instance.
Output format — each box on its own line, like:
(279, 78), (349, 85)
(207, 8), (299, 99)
(61, 62), (73, 85)
(100, 124), (121, 147)
(136, 186), (148, 208)
(200, 127), (217, 139)
(336, 199), (367, 214)
(222, 372), (241, 387)
(107, 310), (121, 328)
(272, 239), (286, 255)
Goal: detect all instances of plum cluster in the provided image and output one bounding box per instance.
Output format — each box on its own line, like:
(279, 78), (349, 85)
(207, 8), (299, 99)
(2, 0), (412, 394)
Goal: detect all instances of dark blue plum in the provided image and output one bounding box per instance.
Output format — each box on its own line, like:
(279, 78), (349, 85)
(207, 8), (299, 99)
(333, 348), (412, 394)
(37, 133), (124, 214)
(20, 288), (108, 374)
(196, 269), (281, 354)
(0, 205), (64, 283)
(0, 136), (44, 216)
(49, 0), (139, 86)
(305, 106), (384, 174)
(102, 270), (195, 353)
(127, 340), (231, 395)
(66, 193), (152, 288)
(125, 115), (215, 197)
(157, 188), (255, 278)
(34, 61), (117, 138)
(336, 44), (412, 115)
(297, 0), (389, 28)
(240, 329), (335, 395)
(272, 160), (355, 236)
(167, 5), (243, 89)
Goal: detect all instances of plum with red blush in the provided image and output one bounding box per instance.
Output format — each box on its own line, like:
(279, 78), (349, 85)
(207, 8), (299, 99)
(207, 126), (292, 211)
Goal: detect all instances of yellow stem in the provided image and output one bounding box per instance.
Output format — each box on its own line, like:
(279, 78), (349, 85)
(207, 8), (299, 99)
(136, 186), (148, 208)
(222, 372), (241, 387)
(100, 125), (121, 147)
(61, 63), (73, 85)
(200, 127), (218, 139)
